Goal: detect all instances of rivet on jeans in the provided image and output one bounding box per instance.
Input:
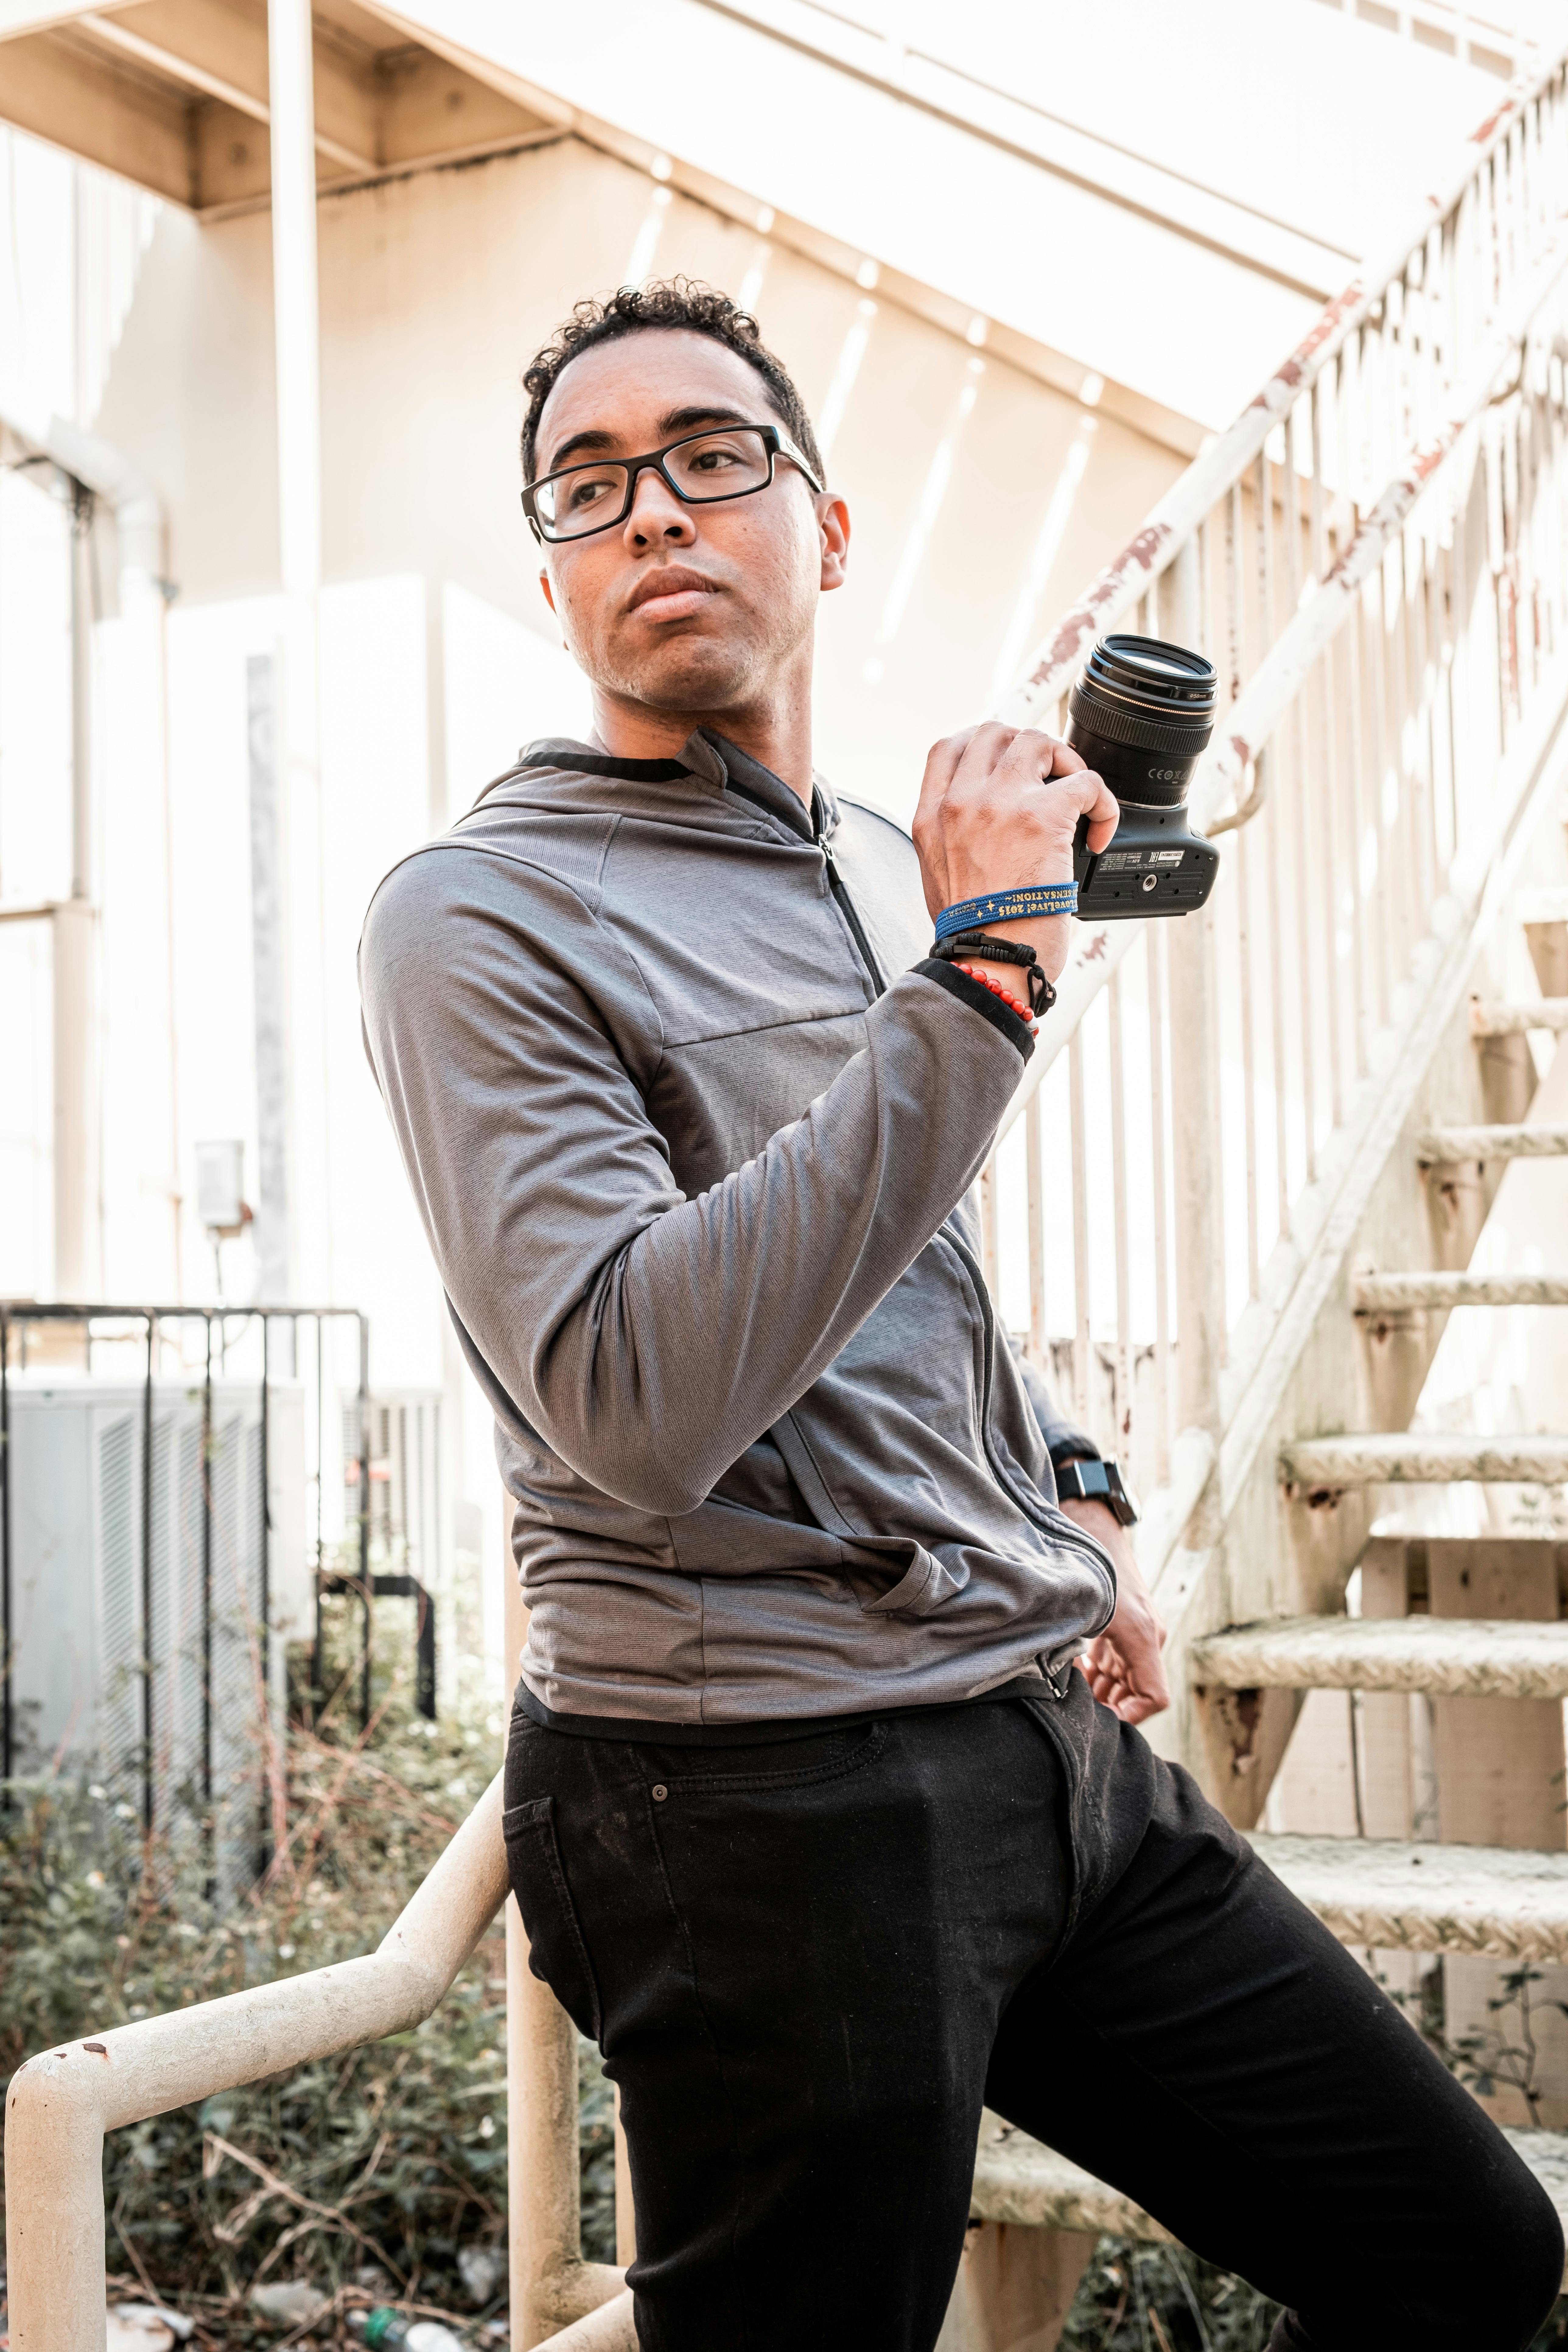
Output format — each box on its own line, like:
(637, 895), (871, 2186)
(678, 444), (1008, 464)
(652, 1784), (669, 1801)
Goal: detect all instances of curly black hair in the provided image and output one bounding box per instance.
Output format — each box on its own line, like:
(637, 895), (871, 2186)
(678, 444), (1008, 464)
(520, 278), (824, 488)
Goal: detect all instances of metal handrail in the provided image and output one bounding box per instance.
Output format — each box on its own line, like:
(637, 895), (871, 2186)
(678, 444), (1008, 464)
(1, 1774), (623, 2349)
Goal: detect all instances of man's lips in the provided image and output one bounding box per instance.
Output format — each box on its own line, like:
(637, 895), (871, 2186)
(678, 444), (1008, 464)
(625, 567), (719, 622)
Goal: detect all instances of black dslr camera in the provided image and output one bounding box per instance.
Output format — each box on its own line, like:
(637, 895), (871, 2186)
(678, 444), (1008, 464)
(1066, 634), (1220, 919)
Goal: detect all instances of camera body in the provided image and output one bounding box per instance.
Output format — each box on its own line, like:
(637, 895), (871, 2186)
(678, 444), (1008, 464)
(1072, 799), (1219, 919)
(1063, 633), (1220, 921)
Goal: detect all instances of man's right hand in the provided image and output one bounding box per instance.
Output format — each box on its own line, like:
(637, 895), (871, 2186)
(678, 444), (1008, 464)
(912, 724), (1119, 987)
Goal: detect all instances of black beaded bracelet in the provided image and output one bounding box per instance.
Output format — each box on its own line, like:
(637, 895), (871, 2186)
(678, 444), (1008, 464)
(930, 932), (1057, 1016)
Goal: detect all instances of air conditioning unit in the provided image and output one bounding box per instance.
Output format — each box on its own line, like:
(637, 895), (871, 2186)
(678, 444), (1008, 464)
(5, 1375), (307, 1903)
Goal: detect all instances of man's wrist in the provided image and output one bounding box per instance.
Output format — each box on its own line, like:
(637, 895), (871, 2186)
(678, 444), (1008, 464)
(1054, 1454), (1140, 1526)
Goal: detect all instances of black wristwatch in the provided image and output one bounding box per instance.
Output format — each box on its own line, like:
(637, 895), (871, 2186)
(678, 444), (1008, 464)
(1054, 1455), (1140, 1527)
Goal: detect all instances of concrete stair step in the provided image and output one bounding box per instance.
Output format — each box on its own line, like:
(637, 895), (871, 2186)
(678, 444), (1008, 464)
(1353, 1270), (1568, 1310)
(1280, 1431), (1568, 1486)
(1471, 998), (1568, 1034)
(1251, 1832), (1568, 1961)
(1416, 1122), (1568, 1163)
(970, 2113), (1568, 2266)
(1190, 1613), (1568, 1698)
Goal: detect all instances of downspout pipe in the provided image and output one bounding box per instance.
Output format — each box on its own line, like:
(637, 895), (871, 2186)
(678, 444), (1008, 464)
(0, 387), (166, 592)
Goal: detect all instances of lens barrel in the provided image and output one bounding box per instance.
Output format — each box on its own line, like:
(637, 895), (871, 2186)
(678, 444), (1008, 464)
(1064, 634), (1216, 807)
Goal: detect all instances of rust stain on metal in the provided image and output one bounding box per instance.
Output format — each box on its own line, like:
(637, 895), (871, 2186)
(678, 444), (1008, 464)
(1252, 276), (1365, 406)
(1026, 523), (1173, 687)
(1469, 99), (1516, 148)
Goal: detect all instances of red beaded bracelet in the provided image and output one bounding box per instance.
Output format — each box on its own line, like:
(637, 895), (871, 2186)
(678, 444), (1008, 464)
(953, 961), (1035, 1027)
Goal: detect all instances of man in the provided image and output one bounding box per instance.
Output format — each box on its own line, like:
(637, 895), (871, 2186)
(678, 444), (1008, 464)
(360, 282), (1560, 2350)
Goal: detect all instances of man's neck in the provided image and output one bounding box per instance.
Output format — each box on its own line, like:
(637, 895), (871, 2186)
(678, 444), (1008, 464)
(590, 681), (814, 806)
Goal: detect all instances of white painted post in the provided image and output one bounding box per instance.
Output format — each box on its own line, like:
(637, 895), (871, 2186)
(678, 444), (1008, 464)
(1164, 536), (1227, 1537)
(503, 1501), (625, 2343)
(266, 0), (328, 1304)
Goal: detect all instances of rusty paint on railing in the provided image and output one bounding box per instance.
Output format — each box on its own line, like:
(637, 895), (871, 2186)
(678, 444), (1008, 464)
(1003, 52), (1568, 728)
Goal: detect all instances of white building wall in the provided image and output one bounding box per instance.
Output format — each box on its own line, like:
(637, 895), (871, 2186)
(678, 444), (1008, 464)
(7, 127), (1184, 1671)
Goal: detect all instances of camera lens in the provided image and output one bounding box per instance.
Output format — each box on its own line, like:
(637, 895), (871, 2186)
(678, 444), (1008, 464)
(1064, 634), (1216, 807)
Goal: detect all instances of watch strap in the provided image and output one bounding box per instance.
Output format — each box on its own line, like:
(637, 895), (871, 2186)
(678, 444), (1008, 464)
(1054, 1454), (1140, 1526)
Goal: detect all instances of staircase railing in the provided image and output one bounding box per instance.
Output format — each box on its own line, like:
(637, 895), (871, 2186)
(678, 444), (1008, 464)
(983, 47), (1568, 1594)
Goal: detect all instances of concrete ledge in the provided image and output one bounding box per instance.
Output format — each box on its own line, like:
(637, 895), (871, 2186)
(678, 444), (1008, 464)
(1253, 1832), (1568, 1960)
(1416, 1123), (1568, 1162)
(1471, 999), (1568, 1035)
(970, 2115), (1173, 2241)
(1280, 1432), (1568, 1486)
(1192, 1614), (1568, 1698)
(1352, 1271), (1568, 1310)
(970, 2116), (1568, 2275)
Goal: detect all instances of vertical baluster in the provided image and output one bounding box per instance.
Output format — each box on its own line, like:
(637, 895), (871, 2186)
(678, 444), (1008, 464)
(1311, 378), (1345, 1131)
(1335, 338), (1373, 1069)
(1265, 747), (1292, 1248)
(1367, 541), (1401, 1005)
(1068, 1027), (1092, 1437)
(1284, 396), (1317, 1182)
(1449, 428), (1470, 869)
(1025, 1087), (1045, 1369)
(1108, 966), (1132, 1458)
(1256, 447), (1292, 1243)
(1407, 518), (1438, 930)
(1146, 925), (1172, 1486)
(1236, 777), (1261, 1300)
(1165, 534), (1226, 1492)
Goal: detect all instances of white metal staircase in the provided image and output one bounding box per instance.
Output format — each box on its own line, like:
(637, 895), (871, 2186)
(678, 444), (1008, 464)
(959, 914), (1568, 2332)
(947, 39), (1568, 2351)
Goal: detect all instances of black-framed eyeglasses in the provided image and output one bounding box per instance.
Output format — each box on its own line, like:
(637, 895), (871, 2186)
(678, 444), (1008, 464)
(522, 422), (824, 544)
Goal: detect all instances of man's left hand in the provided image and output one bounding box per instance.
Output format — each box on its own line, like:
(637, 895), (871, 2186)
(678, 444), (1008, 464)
(1057, 1496), (1169, 1724)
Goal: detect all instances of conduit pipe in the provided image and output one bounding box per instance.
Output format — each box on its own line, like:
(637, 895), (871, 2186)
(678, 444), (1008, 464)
(3, 1774), (526, 2348)
(0, 386), (172, 1294)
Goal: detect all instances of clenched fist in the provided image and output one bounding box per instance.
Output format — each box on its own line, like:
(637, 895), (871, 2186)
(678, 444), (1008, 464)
(913, 724), (1119, 987)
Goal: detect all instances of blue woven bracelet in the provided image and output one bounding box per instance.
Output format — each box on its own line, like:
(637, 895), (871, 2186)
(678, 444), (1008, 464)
(934, 884), (1077, 941)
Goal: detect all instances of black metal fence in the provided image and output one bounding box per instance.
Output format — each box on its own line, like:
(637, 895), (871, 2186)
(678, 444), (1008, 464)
(0, 1303), (439, 1877)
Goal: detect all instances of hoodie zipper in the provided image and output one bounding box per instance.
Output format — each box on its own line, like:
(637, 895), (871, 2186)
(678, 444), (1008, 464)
(814, 800), (887, 998)
(943, 1226), (1119, 1659)
(809, 810), (1112, 1649)
(756, 784), (1108, 1652)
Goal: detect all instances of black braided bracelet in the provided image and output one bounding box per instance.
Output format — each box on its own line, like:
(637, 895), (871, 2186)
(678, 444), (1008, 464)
(930, 931), (1057, 1016)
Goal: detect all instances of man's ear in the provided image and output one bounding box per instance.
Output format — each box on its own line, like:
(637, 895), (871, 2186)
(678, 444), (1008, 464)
(818, 494), (850, 594)
(539, 568), (557, 615)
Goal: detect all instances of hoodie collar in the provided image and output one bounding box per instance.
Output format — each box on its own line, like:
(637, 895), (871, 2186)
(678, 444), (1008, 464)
(512, 727), (837, 845)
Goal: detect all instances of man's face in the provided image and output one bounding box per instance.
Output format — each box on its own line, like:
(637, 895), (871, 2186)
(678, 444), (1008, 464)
(533, 330), (849, 717)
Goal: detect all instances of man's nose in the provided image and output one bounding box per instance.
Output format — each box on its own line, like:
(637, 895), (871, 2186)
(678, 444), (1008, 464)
(623, 467), (695, 548)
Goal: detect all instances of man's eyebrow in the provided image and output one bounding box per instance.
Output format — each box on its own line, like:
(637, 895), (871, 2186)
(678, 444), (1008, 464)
(544, 425), (616, 472)
(544, 404), (767, 473)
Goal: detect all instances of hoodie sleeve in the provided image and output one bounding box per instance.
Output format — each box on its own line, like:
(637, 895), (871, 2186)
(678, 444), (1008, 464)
(359, 841), (1032, 1518)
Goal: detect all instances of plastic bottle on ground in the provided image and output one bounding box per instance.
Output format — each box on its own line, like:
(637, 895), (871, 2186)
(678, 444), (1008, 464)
(346, 2311), (466, 2351)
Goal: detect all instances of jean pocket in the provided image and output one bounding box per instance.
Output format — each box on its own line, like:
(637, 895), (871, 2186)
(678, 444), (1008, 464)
(660, 1718), (889, 1798)
(502, 1793), (603, 2042)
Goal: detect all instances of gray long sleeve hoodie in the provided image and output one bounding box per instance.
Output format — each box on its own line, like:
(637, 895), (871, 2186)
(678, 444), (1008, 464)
(358, 727), (1115, 1729)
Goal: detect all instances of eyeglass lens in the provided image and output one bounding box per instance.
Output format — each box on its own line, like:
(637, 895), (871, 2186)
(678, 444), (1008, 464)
(535, 428), (773, 538)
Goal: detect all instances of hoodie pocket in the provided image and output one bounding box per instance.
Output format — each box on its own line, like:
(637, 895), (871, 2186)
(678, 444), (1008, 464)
(854, 1539), (970, 1618)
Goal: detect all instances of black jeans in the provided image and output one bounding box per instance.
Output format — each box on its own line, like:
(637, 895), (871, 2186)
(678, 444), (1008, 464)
(503, 1676), (1562, 2350)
